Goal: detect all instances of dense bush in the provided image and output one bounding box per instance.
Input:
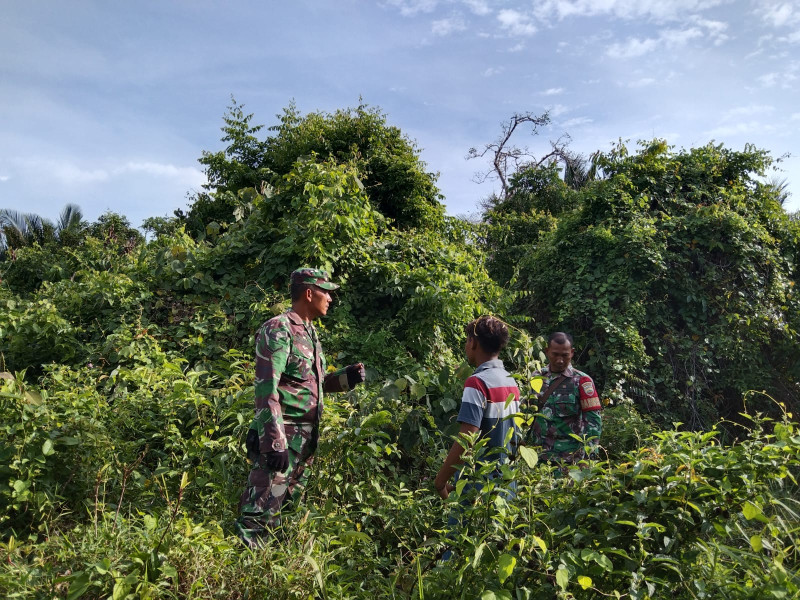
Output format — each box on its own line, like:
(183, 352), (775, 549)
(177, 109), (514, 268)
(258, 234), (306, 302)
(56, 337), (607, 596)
(510, 141), (800, 428)
(2, 365), (798, 599)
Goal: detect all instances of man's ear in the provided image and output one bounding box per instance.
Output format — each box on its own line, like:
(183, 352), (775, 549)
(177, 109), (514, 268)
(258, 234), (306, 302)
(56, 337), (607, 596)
(302, 287), (314, 303)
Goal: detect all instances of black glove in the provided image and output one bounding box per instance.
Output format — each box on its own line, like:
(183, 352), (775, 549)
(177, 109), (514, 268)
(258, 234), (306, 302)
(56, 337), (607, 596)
(264, 450), (289, 473)
(245, 429), (260, 463)
(346, 363), (366, 388)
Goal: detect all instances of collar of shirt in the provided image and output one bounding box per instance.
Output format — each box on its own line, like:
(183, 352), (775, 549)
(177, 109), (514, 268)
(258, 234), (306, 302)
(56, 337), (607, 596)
(473, 358), (505, 374)
(286, 309), (305, 326)
(287, 309), (319, 346)
(543, 364), (575, 377)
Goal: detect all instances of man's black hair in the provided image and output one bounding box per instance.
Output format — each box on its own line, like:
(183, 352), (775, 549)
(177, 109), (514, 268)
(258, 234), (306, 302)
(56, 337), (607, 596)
(290, 281), (314, 302)
(548, 331), (574, 346)
(465, 316), (510, 355)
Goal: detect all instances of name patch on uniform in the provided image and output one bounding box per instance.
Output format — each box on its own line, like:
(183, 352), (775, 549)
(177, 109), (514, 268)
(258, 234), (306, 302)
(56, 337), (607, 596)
(581, 381), (595, 396)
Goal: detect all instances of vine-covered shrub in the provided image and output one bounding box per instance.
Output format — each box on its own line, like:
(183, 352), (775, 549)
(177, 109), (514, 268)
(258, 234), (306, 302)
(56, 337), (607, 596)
(513, 141), (800, 427)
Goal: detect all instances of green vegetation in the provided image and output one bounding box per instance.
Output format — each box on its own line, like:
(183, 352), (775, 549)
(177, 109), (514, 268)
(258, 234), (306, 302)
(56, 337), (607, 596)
(1, 103), (798, 598)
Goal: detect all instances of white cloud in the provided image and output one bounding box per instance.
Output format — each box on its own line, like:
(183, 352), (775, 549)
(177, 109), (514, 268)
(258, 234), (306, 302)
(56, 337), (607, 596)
(607, 37), (659, 58)
(660, 27), (704, 46)
(14, 158), (204, 187)
(548, 104), (569, 117)
(705, 121), (772, 137)
(541, 87), (564, 95)
(792, 113), (800, 120)
(52, 163), (110, 184)
(759, 72), (780, 87)
(118, 162), (205, 185)
(762, 2), (797, 28)
(384, 0), (438, 16)
(497, 9), (537, 36)
(779, 29), (800, 43)
(690, 16), (729, 44)
(561, 116), (593, 127)
(722, 104), (775, 118)
(461, 0), (490, 16)
(432, 15), (466, 36)
(0, 175), (9, 182)
(483, 66), (504, 77)
(756, 67), (798, 89)
(607, 21), (722, 58)
(532, 0), (726, 24)
(508, 42), (525, 52)
(626, 77), (656, 87)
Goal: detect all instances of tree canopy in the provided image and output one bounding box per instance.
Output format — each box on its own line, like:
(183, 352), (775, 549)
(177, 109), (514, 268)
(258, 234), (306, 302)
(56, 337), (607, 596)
(179, 100), (446, 236)
(500, 140), (800, 427)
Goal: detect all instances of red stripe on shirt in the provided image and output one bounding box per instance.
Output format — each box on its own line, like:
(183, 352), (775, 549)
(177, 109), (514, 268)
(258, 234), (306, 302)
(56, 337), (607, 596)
(464, 376), (489, 398)
(485, 386), (520, 404)
(466, 377), (520, 404)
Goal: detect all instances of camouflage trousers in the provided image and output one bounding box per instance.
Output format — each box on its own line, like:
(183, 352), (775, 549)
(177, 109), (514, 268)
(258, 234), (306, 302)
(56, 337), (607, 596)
(235, 423), (316, 548)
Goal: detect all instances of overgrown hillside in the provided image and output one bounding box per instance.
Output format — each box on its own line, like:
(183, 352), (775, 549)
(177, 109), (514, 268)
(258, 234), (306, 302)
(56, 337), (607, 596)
(1, 103), (798, 598)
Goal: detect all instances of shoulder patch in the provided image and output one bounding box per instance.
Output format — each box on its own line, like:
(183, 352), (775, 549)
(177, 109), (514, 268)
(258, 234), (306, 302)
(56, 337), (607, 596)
(581, 381), (595, 397)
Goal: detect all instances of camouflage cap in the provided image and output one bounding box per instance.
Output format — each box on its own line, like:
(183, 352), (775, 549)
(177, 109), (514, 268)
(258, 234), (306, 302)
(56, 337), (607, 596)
(290, 267), (340, 291)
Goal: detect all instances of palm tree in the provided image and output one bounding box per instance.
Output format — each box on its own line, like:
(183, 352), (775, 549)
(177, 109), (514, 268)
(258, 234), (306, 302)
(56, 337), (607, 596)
(0, 203), (85, 257)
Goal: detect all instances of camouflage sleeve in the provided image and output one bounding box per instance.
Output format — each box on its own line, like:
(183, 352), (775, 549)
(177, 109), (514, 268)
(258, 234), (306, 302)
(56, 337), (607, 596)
(250, 322), (290, 452)
(323, 366), (351, 393)
(579, 375), (602, 452)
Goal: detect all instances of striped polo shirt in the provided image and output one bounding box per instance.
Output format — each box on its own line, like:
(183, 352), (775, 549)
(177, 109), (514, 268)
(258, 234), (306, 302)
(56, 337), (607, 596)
(457, 359), (521, 464)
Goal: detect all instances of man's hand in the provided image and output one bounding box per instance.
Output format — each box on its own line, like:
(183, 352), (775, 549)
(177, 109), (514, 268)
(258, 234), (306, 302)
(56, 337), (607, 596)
(435, 481), (454, 500)
(346, 363), (366, 388)
(264, 450), (289, 473)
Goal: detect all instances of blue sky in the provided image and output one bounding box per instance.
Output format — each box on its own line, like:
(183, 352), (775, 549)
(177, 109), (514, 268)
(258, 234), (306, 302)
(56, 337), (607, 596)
(1, 0), (798, 228)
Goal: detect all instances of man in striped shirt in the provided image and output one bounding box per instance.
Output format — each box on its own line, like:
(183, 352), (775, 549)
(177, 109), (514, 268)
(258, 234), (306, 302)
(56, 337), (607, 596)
(434, 316), (520, 499)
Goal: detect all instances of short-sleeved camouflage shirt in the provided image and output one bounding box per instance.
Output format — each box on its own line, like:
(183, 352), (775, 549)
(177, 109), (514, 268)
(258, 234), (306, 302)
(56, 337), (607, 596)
(248, 309), (351, 453)
(530, 365), (603, 462)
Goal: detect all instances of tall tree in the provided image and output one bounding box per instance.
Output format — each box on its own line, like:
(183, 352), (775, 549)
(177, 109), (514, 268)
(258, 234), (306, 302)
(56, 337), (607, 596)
(179, 99), (445, 236)
(514, 140), (800, 428)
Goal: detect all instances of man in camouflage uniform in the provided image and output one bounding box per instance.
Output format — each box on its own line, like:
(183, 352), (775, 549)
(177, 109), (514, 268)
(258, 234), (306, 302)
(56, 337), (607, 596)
(236, 267), (366, 548)
(529, 332), (602, 465)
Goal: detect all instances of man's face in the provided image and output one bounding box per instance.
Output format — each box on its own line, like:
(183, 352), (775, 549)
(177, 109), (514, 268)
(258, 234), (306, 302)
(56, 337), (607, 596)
(464, 336), (479, 367)
(545, 340), (573, 373)
(308, 285), (332, 319)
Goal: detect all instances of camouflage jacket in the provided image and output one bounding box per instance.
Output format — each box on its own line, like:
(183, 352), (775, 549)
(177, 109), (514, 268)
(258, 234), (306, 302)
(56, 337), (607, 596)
(530, 365), (603, 462)
(248, 310), (352, 453)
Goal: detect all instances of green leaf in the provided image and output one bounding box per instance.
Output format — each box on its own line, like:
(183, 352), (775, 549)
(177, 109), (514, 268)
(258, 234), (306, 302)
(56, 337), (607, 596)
(595, 553), (613, 571)
(112, 581), (128, 600)
(305, 554), (327, 599)
(42, 439), (54, 456)
(67, 571), (91, 600)
(497, 553), (516, 584)
(530, 535), (547, 553)
(473, 542), (486, 568)
(518, 445), (538, 469)
(578, 575), (592, 590)
(481, 591), (512, 600)
(555, 567), (569, 590)
(12, 479), (30, 494)
(340, 530), (371, 544)
(743, 501), (762, 520)
(750, 535), (763, 552)
(144, 514), (157, 532)
(91, 558), (112, 575)
(410, 382), (427, 400)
